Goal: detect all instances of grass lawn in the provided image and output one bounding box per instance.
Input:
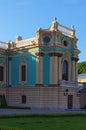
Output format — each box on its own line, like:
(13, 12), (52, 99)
(0, 114), (86, 130)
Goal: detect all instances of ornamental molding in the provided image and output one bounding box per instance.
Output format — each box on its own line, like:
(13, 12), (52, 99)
(20, 56), (28, 63)
(73, 49), (81, 54)
(49, 52), (63, 57)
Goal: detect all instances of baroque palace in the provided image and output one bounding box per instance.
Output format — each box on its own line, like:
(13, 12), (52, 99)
(0, 18), (80, 109)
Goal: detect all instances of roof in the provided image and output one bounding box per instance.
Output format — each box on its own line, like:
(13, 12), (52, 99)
(16, 37), (36, 48)
(39, 17), (75, 38)
(0, 41), (8, 49)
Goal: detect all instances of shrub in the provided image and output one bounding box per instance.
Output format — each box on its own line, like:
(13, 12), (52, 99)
(0, 95), (8, 108)
(83, 105), (86, 109)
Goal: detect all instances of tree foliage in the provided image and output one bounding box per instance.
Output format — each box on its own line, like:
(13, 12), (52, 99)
(0, 95), (8, 108)
(78, 61), (86, 74)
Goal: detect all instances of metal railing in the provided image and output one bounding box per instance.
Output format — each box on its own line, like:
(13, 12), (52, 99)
(59, 80), (78, 87)
(16, 38), (36, 48)
(58, 24), (74, 37)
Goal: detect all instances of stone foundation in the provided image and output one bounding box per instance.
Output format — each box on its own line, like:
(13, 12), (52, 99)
(0, 86), (80, 109)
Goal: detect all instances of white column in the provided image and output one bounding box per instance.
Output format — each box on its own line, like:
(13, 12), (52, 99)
(36, 56), (39, 84)
(50, 56), (54, 84)
(75, 61), (78, 82)
(68, 61), (71, 81)
(53, 56), (58, 84)
(72, 60), (76, 82)
(36, 53), (43, 85)
(49, 53), (59, 85)
(39, 56), (43, 84)
(57, 56), (59, 84)
(8, 57), (12, 86)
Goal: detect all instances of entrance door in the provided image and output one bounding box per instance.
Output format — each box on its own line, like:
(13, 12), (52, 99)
(68, 95), (73, 109)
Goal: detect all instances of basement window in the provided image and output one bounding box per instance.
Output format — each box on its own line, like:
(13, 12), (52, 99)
(21, 95), (26, 104)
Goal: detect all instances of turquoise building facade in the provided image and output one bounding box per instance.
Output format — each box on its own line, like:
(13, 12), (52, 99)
(0, 18), (80, 109)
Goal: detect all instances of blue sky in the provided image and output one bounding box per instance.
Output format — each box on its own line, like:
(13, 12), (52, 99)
(0, 0), (86, 62)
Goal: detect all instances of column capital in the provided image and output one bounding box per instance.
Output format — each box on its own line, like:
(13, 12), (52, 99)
(49, 84), (57, 87)
(35, 84), (43, 86)
(49, 52), (63, 57)
(35, 52), (45, 56)
(72, 57), (79, 62)
(8, 57), (12, 61)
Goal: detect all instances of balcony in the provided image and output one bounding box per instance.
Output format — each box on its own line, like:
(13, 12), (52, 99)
(16, 37), (36, 48)
(0, 42), (8, 49)
(59, 80), (78, 88)
(58, 24), (74, 37)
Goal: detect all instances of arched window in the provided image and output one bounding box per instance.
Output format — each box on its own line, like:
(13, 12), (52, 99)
(43, 36), (50, 45)
(62, 60), (68, 80)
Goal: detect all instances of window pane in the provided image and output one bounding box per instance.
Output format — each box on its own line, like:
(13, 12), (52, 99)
(21, 65), (26, 81)
(62, 61), (68, 80)
(0, 66), (4, 81)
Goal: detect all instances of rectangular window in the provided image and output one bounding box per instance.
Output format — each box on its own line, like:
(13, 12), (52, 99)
(0, 66), (4, 81)
(22, 95), (26, 104)
(21, 65), (26, 81)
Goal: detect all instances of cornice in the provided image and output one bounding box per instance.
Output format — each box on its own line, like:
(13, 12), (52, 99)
(73, 49), (81, 54)
(7, 44), (39, 52)
(49, 52), (63, 57)
(39, 44), (64, 49)
(35, 52), (45, 56)
(0, 48), (7, 53)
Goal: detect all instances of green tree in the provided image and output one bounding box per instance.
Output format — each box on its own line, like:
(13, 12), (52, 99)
(78, 61), (86, 74)
(0, 95), (8, 108)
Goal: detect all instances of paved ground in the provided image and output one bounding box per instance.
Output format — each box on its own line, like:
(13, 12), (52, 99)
(0, 108), (86, 114)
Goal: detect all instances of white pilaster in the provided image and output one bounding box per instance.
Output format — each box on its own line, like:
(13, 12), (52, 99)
(58, 57), (62, 81)
(72, 60), (75, 82)
(57, 56), (59, 83)
(39, 56), (43, 84)
(53, 56), (58, 84)
(75, 61), (78, 81)
(50, 56), (53, 84)
(36, 54), (43, 85)
(49, 54), (62, 85)
(36, 57), (39, 84)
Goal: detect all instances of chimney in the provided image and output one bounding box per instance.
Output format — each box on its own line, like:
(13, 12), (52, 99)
(16, 36), (22, 42)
